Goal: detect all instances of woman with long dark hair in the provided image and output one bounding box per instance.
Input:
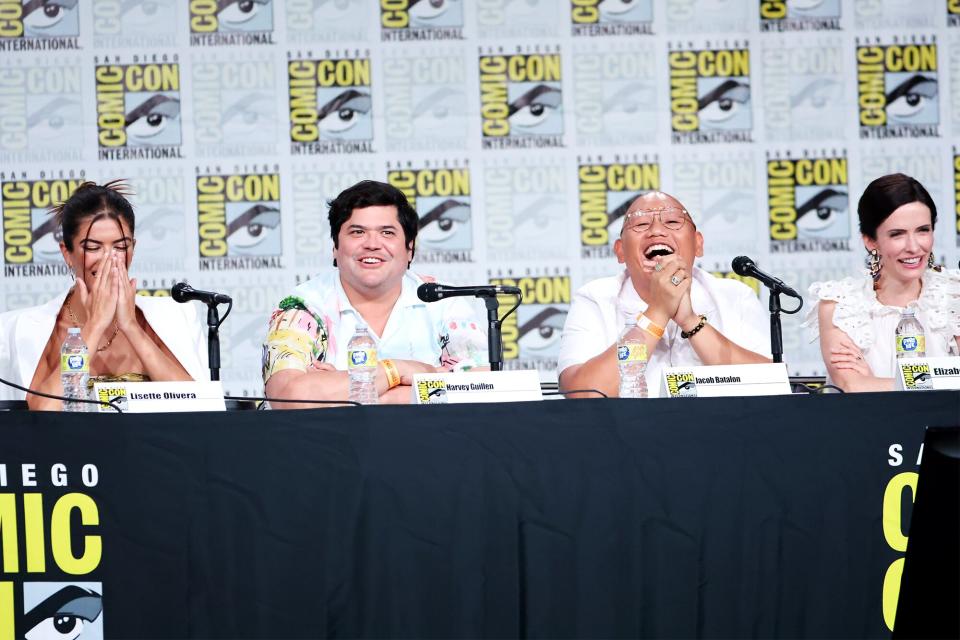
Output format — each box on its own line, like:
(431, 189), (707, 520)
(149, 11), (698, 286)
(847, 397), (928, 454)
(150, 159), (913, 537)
(806, 173), (960, 392)
(0, 181), (208, 409)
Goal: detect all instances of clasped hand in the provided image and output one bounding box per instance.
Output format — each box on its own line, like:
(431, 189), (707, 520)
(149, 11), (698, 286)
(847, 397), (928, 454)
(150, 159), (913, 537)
(74, 253), (139, 335)
(640, 254), (697, 328)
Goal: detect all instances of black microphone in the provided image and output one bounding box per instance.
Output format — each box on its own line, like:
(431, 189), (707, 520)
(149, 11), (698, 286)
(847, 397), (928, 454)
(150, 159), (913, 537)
(171, 282), (232, 305)
(731, 256), (801, 299)
(417, 282), (521, 302)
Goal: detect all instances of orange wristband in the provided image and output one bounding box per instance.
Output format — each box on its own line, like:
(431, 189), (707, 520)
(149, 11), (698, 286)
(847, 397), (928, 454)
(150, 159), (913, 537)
(382, 359), (401, 389)
(636, 313), (665, 339)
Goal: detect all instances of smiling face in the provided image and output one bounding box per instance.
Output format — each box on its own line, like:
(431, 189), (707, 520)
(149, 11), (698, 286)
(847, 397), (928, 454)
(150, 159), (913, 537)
(614, 192), (703, 280)
(864, 201), (934, 288)
(60, 215), (135, 290)
(334, 205), (413, 300)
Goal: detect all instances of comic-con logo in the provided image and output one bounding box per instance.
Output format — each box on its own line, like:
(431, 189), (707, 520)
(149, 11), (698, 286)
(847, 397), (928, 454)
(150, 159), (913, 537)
(0, 0), (80, 51)
(416, 378), (448, 403)
(954, 149), (960, 248)
(288, 54), (374, 155)
(193, 57), (277, 154)
(665, 371), (697, 397)
(0, 60), (84, 161)
(1, 177), (81, 276)
(381, 0), (463, 41)
(759, 0), (841, 32)
(93, 0), (177, 47)
(767, 153), (850, 253)
(856, 38), (939, 139)
(189, 0), (275, 45)
(196, 171), (283, 270)
(489, 272), (570, 373)
(570, 0), (652, 36)
(128, 172), (185, 270)
(479, 50), (564, 150)
(900, 362), (933, 390)
(484, 162), (567, 262)
(387, 164), (473, 263)
(578, 158), (659, 259)
(94, 59), (183, 161)
(668, 44), (753, 144)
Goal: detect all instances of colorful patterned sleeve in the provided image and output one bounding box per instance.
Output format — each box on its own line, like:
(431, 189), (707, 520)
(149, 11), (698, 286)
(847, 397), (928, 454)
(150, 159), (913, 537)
(261, 296), (328, 384)
(438, 298), (489, 370)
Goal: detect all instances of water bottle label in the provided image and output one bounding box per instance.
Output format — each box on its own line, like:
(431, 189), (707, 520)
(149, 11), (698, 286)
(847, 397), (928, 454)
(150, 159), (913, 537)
(348, 348), (377, 368)
(61, 353), (89, 373)
(617, 343), (647, 363)
(896, 335), (924, 354)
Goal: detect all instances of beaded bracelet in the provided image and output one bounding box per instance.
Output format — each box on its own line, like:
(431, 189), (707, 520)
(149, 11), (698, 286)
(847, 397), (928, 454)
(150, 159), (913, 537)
(680, 315), (707, 339)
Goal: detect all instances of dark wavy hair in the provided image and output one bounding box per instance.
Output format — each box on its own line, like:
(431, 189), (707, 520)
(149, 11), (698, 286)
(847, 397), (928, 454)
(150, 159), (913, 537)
(327, 180), (418, 266)
(858, 173), (937, 239)
(52, 180), (136, 250)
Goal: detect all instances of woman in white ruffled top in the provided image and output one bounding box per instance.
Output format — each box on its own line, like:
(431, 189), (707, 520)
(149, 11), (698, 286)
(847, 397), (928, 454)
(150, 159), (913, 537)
(805, 173), (960, 392)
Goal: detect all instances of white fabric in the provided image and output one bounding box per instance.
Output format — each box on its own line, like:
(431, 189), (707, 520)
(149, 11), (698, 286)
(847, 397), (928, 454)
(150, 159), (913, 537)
(0, 289), (209, 401)
(558, 268), (771, 397)
(289, 270), (488, 370)
(804, 269), (960, 379)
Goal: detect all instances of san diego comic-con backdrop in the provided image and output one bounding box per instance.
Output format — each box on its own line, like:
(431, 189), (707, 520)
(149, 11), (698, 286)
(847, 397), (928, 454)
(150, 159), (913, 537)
(1, 0), (960, 394)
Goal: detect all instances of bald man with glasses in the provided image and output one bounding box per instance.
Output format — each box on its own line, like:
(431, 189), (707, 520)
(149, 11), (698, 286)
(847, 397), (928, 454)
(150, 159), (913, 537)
(558, 191), (771, 398)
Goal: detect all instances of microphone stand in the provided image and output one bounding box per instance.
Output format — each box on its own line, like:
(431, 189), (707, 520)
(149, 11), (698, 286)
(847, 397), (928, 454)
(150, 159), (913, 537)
(485, 296), (503, 372)
(207, 304), (221, 381)
(769, 284), (784, 364)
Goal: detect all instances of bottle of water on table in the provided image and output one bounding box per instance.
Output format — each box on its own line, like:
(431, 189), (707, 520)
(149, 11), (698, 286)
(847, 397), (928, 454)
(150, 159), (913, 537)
(895, 308), (925, 359)
(61, 327), (90, 412)
(617, 319), (648, 398)
(348, 321), (379, 405)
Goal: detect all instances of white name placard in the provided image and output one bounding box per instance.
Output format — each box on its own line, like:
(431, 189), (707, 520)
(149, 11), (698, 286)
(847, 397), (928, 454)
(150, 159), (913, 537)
(94, 381), (226, 413)
(411, 370), (542, 404)
(896, 357), (960, 391)
(661, 363), (791, 398)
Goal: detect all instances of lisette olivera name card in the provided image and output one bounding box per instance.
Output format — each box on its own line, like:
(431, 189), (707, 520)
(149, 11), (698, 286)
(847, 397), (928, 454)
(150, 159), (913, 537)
(94, 381), (226, 413)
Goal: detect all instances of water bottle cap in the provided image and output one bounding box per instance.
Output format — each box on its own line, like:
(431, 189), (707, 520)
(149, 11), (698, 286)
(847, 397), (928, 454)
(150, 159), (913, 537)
(68, 327), (81, 334)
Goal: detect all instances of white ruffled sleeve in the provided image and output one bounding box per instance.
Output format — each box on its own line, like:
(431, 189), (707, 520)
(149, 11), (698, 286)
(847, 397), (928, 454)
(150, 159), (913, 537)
(802, 276), (885, 350)
(917, 269), (960, 355)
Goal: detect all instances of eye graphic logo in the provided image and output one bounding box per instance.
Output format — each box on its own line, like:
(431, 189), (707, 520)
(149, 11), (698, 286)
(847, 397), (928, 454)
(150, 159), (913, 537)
(759, 0), (841, 32)
(578, 160), (660, 259)
(666, 372), (697, 397)
(196, 173), (284, 270)
(288, 56), (374, 154)
(129, 173), (185, 269)
(856, 40), (940, 139)
(416, 379), (448, 403)
(0, 0), (80, 49)
(94, 62), (183, 161)
(479, 52), (564, 150)
(668, 46), (753, 144)
(570, 0), (653, 36)
(489, 274), (571, 374)
(189, 0), (275, 45)
(387, 166), (473, 263)
(93, 0), (177, 47)
(767, 154), (851, 253)
(380, 0), (464, 41)
(950, 1), (960, 28)
(1, 179), (81, 274)
(19, 583), (104, 640)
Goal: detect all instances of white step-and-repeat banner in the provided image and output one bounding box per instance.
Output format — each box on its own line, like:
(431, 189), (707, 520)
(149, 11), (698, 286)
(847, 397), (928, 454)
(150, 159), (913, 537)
(1, 0), (959, 394)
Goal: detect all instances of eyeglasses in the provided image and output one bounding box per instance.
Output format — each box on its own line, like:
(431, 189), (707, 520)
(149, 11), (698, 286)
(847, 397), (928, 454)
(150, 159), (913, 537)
(622, 207), (691, 233)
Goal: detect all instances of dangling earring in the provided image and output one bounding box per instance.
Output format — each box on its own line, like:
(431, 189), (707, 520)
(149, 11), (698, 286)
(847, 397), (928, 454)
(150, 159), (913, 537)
(333, 258), (338, 267)
(927, 252), (939, 271)
(867, 248), (881, 290)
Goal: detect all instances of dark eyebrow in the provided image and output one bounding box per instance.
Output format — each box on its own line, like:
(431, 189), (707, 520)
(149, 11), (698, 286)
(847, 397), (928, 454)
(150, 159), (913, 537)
(697, 79), (749, 111)
(418, 199), (470, 229)
(23, 586), (102, 631)
(886, 74), (938, 103)
(23, 0), (78, 17)
(125, 94), (180, 127)
(318, 89), (371, 120)
(227, 204), (280, 236)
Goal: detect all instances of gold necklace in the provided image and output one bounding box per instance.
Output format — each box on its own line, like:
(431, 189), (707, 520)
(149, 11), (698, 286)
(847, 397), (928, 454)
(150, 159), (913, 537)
(65, 292), (119, 353)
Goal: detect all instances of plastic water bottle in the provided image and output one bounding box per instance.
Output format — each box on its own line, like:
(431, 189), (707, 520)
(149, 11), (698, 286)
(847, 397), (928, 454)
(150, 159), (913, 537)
(347, 321), (379, 405)
(895, 308), (926, 359)
(60, 327), (90, 412)
(617, 319), (648, 398)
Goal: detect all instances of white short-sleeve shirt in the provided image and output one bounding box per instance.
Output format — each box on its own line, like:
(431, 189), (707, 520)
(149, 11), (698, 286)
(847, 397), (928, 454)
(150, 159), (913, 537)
(558, 268), (771, 397)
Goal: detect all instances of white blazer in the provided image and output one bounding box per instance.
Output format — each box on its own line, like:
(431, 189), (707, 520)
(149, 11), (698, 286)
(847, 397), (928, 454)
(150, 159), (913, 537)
(0, 289), (210, 401)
